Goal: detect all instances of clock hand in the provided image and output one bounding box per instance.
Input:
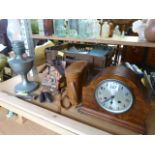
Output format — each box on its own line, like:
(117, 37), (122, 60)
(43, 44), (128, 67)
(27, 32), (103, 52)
(102, 95), (115, 104)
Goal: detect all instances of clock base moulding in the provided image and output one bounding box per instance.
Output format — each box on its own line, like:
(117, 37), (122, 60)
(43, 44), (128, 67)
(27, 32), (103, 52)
(78, 106), (147, 134)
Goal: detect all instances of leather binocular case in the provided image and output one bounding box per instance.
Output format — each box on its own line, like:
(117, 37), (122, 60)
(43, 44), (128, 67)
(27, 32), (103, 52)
(65, 61), (88, 105)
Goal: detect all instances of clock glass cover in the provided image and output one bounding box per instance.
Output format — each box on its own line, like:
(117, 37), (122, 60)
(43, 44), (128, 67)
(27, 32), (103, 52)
(95, 79), (134, 114)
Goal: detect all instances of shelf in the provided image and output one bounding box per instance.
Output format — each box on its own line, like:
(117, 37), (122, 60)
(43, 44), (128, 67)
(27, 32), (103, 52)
(32, 35), (155, 48)
(0, 75), (110, 135)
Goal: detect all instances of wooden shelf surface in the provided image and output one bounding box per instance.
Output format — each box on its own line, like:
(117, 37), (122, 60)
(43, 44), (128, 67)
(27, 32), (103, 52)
(32, 35), (155, 48)
(0, 73), (155, 134)
(0, 75), (110, 135)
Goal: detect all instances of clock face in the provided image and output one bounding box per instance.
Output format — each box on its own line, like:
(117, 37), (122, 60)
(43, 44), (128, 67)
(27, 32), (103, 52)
(95, 79), (134, 114)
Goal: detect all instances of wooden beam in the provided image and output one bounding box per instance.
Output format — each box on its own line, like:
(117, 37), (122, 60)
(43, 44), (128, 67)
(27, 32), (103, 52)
(0, 91), (110, 135)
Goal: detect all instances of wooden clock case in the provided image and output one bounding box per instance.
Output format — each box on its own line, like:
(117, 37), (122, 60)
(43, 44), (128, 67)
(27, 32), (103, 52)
(78, 65), (151, 134)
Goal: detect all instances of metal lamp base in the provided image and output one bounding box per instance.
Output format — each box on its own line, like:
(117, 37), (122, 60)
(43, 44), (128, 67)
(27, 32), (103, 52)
(15, 81), (39, 93)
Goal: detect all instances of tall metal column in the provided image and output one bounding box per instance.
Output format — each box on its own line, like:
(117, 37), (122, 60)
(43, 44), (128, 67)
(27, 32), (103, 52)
(20, 19), (38, 76)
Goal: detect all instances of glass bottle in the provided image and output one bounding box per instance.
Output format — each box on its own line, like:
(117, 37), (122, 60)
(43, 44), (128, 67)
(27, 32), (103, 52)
(68, 19), (78, 32)
(109, 22), (114, 37)
(31, 19), (39, 34)
(43, 19), (54, 36)
(68, 19), (78, 38)
(85, 19), (92, 38)
(78, 19), (87, 38)
(91, 19), (100, 39)
(112, 25), (121, 38)
(53, 19), (66, 37)
(102, 21), (110, 38)
(37, 19), (45, 35)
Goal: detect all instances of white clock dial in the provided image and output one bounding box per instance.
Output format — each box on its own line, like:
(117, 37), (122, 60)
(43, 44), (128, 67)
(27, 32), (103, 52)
(95, 79), (134, 114)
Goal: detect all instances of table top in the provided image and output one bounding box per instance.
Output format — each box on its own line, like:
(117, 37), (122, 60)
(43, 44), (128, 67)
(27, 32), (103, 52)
(0, 73), (155, 135)
(0, 75), (110, 135)
(32, 35), (155, 48)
